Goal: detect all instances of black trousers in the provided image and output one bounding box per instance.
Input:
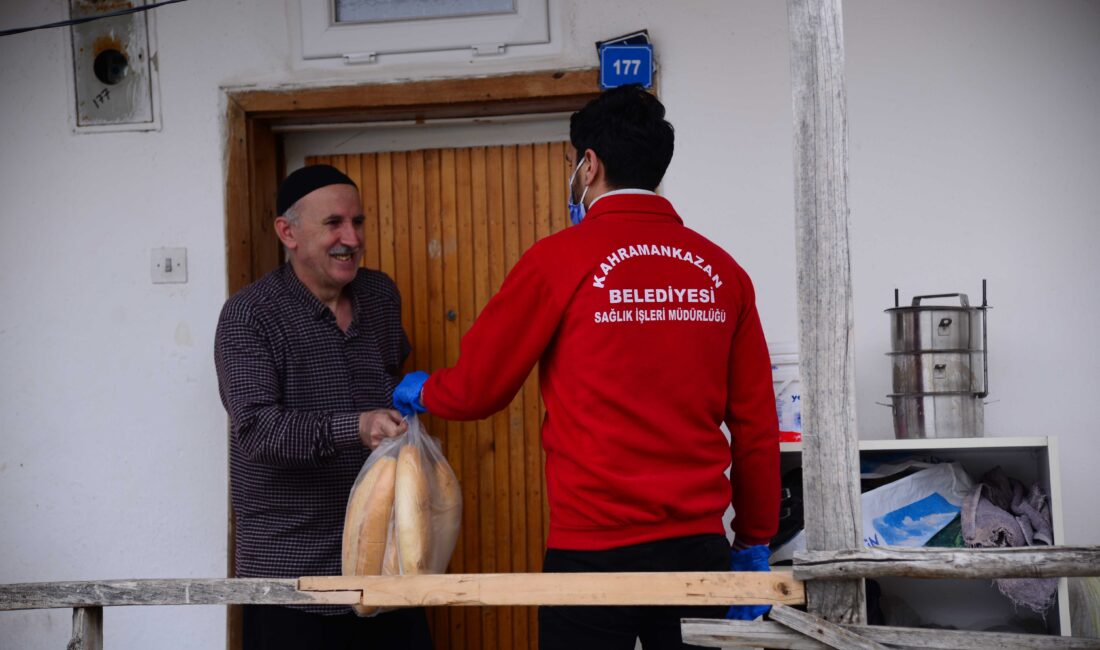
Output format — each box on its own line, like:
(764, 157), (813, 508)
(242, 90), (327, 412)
(538, 534), (729, 650)
(242, 605), (433, 650)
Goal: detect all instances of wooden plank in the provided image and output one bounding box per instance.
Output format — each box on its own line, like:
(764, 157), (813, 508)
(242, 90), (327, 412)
(420, 148), (451, 650)
(470, 145), (495, 650)
(392, 151), (415, 363)
(341, 154), (365, 268)
(548, 141), (568, 237)
(853, 625), (1100, 650)
(408, 150), (430, 373)
(501, 143), (530, 650)
(794, 546), (1100, 580)
(300, 571), (804, 607)
(515, 143), (539, 650)
(223, 101), (251, 650)
(247, 119), (281, 282)
(361, 154), (381, 271)
(483, 144), (512, 650)
(454, 146), (482, 650)
(69, 607), (103, 650)
(377, 152), (396, 280)
(770, 604), (888, 650)
(786, 0), (865, 624)
(425, 149), (445, 376)
(532, 142), (552, 242)
(681, 619), (1100, 650)
(230, 70), (599, 118)
(224, 98), (252, 296)
(0, 579), (360, 611)
(530, 141), (556, 510)
(439, 148), (465, 650)
(682, 619), (830, 650)
(542, 142), (567, 546)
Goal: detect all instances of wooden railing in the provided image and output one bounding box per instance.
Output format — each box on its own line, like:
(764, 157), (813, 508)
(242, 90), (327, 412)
(0, 571), (802, 649)
(683, 546), (1100, 649)
(5, 547), (1099, 649)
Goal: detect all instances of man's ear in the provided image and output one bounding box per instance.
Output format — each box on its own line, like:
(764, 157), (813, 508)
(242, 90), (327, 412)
(274, 216), (297, 250)
(583, 148), (601, 186)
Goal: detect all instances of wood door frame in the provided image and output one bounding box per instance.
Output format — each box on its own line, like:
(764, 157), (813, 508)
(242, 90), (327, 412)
(220, 68), (601, 649)
(223, 68), (601, 296)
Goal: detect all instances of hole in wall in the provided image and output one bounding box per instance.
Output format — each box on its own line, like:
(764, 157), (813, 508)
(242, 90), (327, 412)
(93, 48), (128, 85)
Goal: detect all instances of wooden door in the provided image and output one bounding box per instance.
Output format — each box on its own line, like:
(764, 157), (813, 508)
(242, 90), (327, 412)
(309, 142), (571, 650)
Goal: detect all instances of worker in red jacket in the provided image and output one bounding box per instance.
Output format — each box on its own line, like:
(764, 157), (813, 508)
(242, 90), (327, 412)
(395, 85), (780, 650)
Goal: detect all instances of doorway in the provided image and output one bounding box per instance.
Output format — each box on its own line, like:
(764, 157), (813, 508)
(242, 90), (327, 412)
(308, 138), (571, 650)
(223, 70), (599, 650)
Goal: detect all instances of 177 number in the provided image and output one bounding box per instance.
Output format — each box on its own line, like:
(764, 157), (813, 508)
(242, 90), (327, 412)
(612, 59), (641, 76)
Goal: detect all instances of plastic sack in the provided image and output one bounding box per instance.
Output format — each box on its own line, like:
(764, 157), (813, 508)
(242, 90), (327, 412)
(860, 461), (973, 548)
(770, 462), (974, 564)
(341, 415), (462, 616)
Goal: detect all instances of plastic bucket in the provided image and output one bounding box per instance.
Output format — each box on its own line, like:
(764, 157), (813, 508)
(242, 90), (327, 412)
(769, 342), (801, 436)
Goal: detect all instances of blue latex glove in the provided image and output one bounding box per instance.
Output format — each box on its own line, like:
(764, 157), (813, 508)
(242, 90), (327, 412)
(393, 371), (429, 417)
(726, 544), (772, 620)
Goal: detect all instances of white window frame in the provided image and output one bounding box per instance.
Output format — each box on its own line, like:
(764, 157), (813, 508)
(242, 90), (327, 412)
(298, 0), (550, 62)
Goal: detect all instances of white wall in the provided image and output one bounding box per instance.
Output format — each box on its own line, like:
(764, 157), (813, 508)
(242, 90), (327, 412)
(843, 0), (1100, 543)
(1, 1), (1097, 647)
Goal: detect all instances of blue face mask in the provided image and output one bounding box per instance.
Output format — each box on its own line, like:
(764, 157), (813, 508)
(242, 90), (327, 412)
(567, 160), (589, 226)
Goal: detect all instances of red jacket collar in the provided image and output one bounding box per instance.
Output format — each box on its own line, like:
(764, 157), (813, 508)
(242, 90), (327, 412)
(583, 193), (684, 226)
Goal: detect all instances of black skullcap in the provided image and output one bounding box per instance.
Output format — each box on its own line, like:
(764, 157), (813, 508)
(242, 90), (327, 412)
(276, 164), (357, 215)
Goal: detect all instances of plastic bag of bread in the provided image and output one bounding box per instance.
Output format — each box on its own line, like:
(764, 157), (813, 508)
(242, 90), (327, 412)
(341, 415), (462, 616)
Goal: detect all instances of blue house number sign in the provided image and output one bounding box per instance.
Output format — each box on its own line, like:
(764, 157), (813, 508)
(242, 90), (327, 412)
(600, 45), (654, 89)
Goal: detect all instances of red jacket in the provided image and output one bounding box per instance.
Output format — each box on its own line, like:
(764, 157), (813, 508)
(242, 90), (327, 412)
(424, 193), (780, 550)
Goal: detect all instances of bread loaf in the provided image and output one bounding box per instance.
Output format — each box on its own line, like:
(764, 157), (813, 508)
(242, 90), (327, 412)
(350, 456), (397, 617)
(428, 459), (462, 573)
(382, 530), (400, 576)
(341, 455), (396, 576)
(395, 444), (431, 575)
(354, 457), (396, 575)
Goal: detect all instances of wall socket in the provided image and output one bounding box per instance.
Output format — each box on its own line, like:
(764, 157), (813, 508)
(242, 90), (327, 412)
(152, 247), (187, 284)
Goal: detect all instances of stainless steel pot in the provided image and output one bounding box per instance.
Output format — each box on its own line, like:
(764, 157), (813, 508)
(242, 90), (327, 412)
(888, 296), (984, 354)
(884, 284), (990, 438)
(890, 350), (986, 395)
(889, 393), (984, 439)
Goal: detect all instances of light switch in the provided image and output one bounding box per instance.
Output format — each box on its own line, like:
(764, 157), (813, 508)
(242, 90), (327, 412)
(152, 247), (187, 284)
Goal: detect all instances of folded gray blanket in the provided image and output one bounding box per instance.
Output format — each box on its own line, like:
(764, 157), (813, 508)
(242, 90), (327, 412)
(960, 465), (1057, 614)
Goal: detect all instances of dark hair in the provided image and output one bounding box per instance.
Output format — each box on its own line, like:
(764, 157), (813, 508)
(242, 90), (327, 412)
(569, 85), (674, 191)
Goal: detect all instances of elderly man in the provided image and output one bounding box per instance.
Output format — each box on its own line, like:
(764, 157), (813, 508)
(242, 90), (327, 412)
(215, 165), (431, 649)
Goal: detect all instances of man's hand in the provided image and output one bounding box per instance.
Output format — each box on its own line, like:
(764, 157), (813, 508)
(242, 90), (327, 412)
(726, 544), (772, 620)
(393, 371), (429, 417)
(358, 409), (408, 449)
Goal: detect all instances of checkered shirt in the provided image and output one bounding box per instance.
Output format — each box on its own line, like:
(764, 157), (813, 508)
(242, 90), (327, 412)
(215, 264), (409, 612)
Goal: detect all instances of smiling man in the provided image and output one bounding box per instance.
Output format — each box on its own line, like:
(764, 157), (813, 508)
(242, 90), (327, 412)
(214, 165), (431, 649)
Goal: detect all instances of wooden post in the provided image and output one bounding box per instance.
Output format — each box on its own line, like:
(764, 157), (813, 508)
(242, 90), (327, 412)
(786, 0), (865, 623)
(67, 607), (102, 650)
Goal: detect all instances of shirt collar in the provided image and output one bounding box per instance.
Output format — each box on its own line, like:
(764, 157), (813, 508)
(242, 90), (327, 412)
(278, 263), (343, 321)
(582, 191), (683, 226)
(588, 188), (657, 209)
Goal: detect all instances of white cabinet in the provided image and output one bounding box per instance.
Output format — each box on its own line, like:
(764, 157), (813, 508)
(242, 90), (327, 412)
(778, 436), (1071, 635)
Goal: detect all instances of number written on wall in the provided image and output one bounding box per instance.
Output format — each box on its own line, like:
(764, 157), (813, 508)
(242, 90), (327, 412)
(92, 88), (111, 109)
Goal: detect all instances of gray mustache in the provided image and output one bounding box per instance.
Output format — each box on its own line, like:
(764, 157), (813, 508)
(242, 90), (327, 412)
(330, 246), (358, 256)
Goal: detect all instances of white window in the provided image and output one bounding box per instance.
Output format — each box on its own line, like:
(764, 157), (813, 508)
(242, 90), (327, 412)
(298, 0), (550, 62)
